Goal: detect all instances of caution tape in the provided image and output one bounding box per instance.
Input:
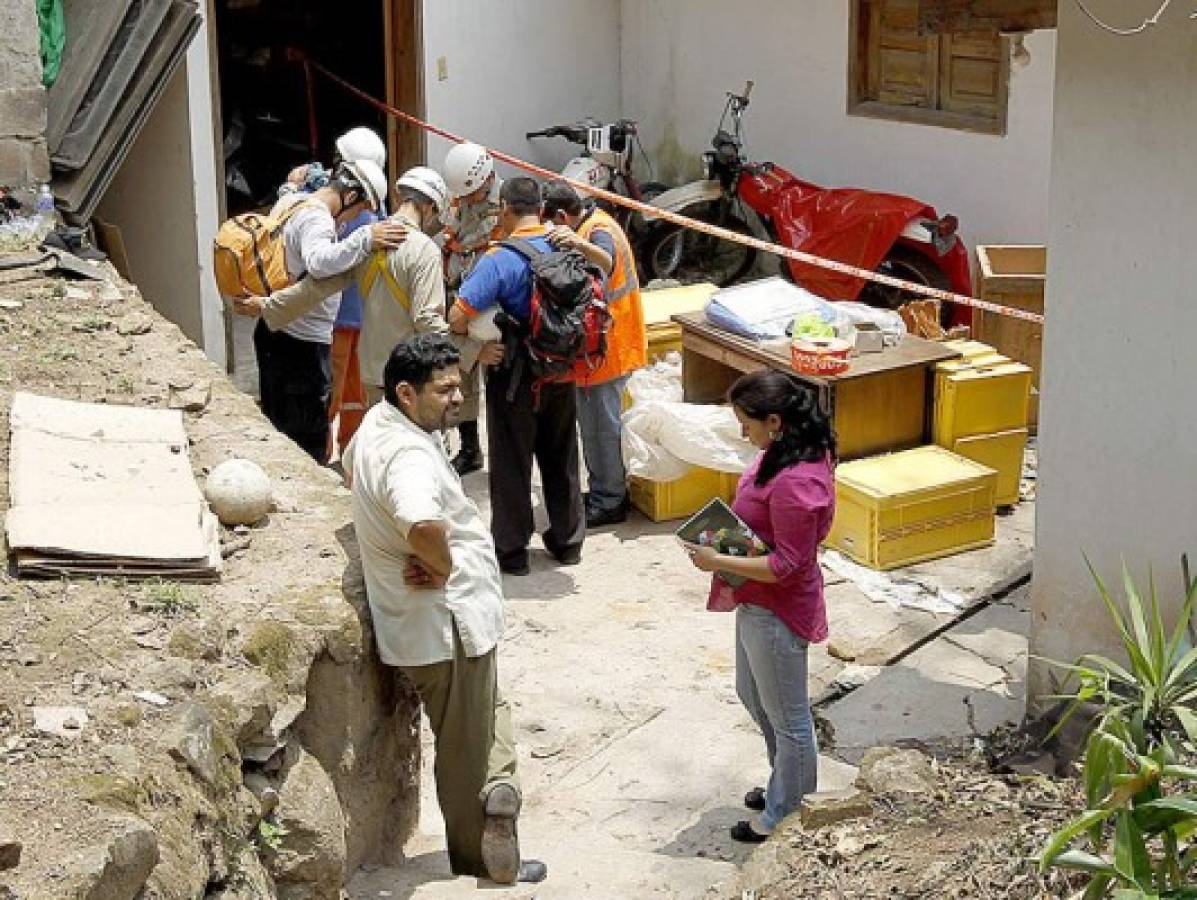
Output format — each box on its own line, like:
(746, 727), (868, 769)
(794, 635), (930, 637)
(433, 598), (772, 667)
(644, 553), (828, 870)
(305, 58), (1045, 326)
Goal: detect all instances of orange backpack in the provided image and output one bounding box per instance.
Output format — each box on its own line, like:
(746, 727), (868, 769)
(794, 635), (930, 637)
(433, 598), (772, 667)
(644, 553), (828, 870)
(212, 200), (316, 299)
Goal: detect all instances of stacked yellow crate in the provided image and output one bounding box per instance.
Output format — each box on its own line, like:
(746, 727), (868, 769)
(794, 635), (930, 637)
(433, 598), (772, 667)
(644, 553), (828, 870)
(640, 282), (719, 361)
(825, 446), (998, 570)
(933, 340), (1033, 508)
(628, 467), (741, 523)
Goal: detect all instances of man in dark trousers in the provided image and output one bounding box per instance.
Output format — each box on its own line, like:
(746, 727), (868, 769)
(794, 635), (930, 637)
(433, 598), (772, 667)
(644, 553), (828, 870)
(448, 177), (585, 576)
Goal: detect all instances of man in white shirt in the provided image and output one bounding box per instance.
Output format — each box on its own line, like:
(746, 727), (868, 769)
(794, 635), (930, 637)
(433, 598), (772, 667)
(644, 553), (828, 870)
(343, 334), (546, 886)
(253, 159), (404, 462)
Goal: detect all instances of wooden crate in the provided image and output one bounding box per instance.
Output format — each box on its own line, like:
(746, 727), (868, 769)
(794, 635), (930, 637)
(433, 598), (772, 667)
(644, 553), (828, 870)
(973, 245), (1045, 430)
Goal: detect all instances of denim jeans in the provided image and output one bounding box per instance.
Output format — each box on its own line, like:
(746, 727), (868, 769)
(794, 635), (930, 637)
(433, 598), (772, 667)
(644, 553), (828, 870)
(576, 375), (630, 513)
(735, 603), (818, 831)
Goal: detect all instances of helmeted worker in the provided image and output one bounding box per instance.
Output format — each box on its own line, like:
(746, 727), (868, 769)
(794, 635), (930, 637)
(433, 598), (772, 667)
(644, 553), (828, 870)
(441, 142), (503, 476)
(323, 126), (390, 456)
(236, 166), (476, 411)
(542, 181), (646, 527)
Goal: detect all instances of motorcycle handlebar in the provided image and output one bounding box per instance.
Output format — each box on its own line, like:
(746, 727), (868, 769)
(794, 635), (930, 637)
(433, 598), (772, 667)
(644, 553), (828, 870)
(743, 80), (754, 102)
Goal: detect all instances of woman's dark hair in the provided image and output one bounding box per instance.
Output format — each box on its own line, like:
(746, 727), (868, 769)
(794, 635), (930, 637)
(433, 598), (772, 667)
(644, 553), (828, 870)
(383, 334), (461, 407)
(728, 370), (836, 486)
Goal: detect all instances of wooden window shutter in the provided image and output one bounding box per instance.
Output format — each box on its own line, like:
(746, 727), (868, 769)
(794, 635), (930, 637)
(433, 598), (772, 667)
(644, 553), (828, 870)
(939, 31), (1006, 119)
(868, 0), (937, 109)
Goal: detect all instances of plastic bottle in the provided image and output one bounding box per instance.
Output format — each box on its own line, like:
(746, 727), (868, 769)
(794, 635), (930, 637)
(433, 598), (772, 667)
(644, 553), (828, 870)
(35, 184), (57, 235)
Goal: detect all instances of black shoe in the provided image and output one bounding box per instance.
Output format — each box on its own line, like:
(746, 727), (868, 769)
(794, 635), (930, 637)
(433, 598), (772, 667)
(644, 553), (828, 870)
(586, 503), (628, 529)
(499, 553), (530, 576)
(744, 787), (766, 812)
(730, 820), (770, 844)
(542, 531), (581, 566)
(518, 860), (548, 883)
(451, 447), (483, 476)
(481, 784), (521, 885)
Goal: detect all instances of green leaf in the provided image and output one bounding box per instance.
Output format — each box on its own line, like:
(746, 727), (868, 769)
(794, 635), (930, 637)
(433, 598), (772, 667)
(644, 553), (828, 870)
(1150, 568), (1168, 677)
(1161, 763), (1197, 780)
(1133, 797), (1197, 834)
(1124, 564), (1156, 675)
(1174, 707), (1197, 745)
(1080, 653), (1140, 689)
(1164, 647), (1197, 697)
(1052, 849), (1117, 874)
(1115, 809), (1153, 887)
(1164, 575), (1197, 673)
(1084, 875), (1115, 900)
(1041, 807), (1118, 871)
(1087, 730), (1116, 809)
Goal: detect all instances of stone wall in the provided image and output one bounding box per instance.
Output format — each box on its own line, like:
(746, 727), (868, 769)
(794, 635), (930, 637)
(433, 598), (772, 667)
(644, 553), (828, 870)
(0, 266), (421, 898)
(0, 0), (50, 186)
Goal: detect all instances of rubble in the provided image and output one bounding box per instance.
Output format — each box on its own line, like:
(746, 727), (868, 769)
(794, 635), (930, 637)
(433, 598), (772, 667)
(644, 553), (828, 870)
(799, 789), (873, 829)
(855, 746), (937, 795)
(32, 705), (89, 739)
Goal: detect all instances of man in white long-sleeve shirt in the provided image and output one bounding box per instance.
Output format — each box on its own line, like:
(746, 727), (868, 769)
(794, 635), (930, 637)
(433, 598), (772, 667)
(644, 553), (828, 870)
(253, 159), (404, 462)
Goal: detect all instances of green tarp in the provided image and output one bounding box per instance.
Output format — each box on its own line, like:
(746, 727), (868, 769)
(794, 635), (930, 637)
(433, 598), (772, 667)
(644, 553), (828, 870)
(38, 0), (65, 87)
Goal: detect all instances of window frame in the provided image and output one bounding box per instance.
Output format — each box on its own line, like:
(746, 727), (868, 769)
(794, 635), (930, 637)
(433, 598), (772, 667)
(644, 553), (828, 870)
(847, 0), (1011, 136)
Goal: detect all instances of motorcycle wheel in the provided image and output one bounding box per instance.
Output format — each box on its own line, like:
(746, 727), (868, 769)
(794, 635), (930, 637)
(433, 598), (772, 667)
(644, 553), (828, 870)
(858, 246), (954, 325)
(644, 209), (757, 287)
(624, 181), (668, 245)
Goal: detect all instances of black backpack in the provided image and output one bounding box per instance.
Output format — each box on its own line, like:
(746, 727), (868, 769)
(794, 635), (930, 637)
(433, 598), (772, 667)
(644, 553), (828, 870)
(501, 238), (611, 383)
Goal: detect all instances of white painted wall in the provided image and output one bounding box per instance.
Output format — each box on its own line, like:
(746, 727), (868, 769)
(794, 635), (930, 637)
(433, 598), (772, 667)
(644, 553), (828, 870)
(1027, 2), (1197, 706)
(620, 1), (1057, 255)
(421, 0), (622, 179)
(97, 7), (225, 367)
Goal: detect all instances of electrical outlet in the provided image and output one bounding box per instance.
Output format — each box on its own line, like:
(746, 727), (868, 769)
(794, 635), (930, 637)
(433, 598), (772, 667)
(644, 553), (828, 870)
(437, 57), (448, 81)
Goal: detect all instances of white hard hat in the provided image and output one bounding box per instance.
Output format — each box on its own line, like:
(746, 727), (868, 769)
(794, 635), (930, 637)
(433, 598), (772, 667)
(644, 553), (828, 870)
(340, 158), (387, 212)
(335, 127), (386, 169)
(444, 142), (494, 198)
(396, 166), (449, 218)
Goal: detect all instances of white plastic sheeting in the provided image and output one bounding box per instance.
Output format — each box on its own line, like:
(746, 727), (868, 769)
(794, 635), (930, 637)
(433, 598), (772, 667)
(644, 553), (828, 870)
(622, 353), (756, 482)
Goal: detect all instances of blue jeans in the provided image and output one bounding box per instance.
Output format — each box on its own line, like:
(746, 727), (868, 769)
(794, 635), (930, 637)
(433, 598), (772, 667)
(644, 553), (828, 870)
(576, 375), (630, 513)
(735, 603), (818, 831)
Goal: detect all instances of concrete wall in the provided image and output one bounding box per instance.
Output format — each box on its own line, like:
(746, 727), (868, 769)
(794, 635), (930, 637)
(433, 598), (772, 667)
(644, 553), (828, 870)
(421, 0), (622, 178)
(97, 9), (225, 367)
(1027, 2), (1197, 705)
(0, 0), (50, 185)
(620, 0), (1057, 253)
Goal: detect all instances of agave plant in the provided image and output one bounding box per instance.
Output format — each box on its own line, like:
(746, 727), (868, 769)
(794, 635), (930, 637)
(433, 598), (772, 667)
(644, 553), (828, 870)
(1039, 560), (1197, 899)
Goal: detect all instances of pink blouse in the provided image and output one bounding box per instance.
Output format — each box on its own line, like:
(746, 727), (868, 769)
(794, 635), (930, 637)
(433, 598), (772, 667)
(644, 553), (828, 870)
(707, 453), (834, 643)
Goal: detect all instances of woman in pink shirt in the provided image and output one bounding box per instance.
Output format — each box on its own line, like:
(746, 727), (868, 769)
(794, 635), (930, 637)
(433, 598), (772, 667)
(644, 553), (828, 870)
(686, 370), (836, 843)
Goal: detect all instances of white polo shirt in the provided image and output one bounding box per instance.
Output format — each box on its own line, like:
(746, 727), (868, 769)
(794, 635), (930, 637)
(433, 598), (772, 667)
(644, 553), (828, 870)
(343, 400), (505, 667)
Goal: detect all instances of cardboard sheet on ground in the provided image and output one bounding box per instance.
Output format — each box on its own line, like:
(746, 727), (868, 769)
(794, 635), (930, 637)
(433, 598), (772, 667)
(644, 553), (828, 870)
(4, 393), (220, 580)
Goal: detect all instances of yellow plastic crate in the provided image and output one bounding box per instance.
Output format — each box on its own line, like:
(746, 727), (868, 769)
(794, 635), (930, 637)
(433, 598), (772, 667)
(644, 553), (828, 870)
(825, 446), (997, 570)
(641, 282), (718, 362)
(949, 428), (1027, 508)
(629, 467), (740, 522)
(933, 359), (1033, 445)
(942, 339), (998, 362)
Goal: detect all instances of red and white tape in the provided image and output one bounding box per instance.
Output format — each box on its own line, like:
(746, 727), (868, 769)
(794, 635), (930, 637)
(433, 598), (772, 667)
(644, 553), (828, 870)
(306, 59), (1045, 327)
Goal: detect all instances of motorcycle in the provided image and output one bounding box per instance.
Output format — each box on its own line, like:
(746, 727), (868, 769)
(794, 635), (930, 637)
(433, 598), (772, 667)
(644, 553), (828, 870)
(526, 119), (668, 260)
(643, 83), (972, 323)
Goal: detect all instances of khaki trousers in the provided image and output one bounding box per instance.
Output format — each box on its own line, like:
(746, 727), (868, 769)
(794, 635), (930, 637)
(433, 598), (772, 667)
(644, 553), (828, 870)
(399, 624), (519, 877)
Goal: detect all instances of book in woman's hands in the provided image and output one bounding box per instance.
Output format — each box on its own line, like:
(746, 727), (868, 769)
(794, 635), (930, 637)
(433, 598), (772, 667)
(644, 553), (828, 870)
(675, 497), (769, 587)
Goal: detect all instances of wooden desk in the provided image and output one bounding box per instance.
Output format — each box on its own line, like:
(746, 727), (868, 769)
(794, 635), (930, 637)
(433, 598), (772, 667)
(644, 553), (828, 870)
(675, 313), (959, 460)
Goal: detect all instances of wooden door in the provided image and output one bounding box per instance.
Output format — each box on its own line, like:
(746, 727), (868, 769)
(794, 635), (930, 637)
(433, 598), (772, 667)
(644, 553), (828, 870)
(384, 0), (424, 189)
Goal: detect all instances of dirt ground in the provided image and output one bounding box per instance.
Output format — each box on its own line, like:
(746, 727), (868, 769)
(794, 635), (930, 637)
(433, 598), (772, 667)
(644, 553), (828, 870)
(1, 267), (1053, 899)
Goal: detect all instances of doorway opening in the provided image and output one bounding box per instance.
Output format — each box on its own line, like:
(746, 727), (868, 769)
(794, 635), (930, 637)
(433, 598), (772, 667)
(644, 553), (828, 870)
(211, 0), (423, 217)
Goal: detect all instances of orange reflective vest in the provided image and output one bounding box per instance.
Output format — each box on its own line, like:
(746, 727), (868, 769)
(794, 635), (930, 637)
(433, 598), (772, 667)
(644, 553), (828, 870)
(576, 207), (646, 385)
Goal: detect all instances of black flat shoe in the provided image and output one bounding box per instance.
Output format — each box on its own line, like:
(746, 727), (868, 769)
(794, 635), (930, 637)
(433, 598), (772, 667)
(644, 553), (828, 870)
(744, 787), (766, 812)
(730, 820), (770, 844)
(498, 553), (530, 576)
